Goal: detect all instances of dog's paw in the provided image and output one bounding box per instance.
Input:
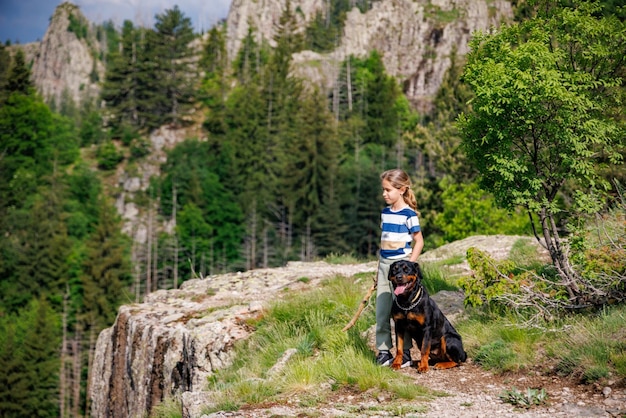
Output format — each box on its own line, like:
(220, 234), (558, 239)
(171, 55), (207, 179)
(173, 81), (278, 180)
(417, 361), (429, 373)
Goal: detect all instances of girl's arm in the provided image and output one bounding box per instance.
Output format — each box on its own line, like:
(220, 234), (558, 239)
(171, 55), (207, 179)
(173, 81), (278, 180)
(409, 231), (424, 262)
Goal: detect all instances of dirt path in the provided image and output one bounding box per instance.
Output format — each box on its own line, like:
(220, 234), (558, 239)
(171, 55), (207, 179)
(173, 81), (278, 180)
(206, 359), (624, 417)
(401, 359), (623, 418)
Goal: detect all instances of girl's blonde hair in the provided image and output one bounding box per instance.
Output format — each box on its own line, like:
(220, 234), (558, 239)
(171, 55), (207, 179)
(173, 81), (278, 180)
(380, 169), (419, 213)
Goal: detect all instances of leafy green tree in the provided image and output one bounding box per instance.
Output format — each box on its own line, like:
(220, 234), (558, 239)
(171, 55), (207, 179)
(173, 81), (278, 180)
(159, 139), (244, 274)
(232, 24), (270, 85)
(337, 52), (401, 148)
(65, 162), (103, 239)
(0, 43), (11, 101)
(176, 202), (212, 276)
(200, 25), (227, 75)
(358, 51), (400, 147)
(433, 179), (531, 242)
(0, 320), (28, 417)
(96, 139), (124, 170)
(200, 25), (229, 136)
(336, 148), (387, 257)
(0, 49), (78, 210)
(457, 1), (625, 304)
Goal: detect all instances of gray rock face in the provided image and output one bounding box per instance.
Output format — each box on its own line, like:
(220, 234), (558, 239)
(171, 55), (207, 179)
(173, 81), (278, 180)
(227, 0), (513, 111)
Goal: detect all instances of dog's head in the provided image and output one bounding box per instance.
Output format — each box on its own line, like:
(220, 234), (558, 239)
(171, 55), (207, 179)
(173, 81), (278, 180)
(388, 260), (422, 297)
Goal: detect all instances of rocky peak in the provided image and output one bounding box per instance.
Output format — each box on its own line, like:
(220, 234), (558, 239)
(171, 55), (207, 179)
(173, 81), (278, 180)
(30, 2), (105, 108)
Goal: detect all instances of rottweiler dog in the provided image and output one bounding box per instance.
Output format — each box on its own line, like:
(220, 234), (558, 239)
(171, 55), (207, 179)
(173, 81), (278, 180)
(389, 260), (467, 373)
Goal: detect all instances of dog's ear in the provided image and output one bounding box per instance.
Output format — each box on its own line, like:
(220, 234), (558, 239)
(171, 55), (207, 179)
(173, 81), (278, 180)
(413, 262), (423, 279)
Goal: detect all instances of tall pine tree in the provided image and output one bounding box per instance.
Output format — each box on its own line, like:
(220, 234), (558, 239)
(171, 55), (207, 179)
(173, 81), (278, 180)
(101, 20), (143, 132)
(151, 6), (196, 128)
(81, 198), (131, 331)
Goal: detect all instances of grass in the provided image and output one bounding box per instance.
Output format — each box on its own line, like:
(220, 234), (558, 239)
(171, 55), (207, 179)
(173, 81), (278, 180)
(193, 275), (439, 415)
(457, 305), (626, 382)
(421, 261), (460, 294)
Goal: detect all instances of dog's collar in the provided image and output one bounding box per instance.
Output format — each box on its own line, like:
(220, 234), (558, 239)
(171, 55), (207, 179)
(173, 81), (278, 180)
(394, 286), (423, 312)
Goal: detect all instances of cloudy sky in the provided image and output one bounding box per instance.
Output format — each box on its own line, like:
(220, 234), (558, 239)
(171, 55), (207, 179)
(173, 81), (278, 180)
(0, 0), (232, 44)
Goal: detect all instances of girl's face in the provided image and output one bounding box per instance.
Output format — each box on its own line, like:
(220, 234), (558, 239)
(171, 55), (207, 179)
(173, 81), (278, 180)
(382, 179), (406, 208)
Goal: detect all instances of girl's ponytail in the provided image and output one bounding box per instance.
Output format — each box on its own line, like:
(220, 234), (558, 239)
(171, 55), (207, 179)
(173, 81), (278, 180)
(404, 188), (418, 214)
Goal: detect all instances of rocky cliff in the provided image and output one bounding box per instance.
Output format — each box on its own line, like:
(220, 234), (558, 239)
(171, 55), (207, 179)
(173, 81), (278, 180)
(29, 2), (105, 108)
(227, 0), (514, 111)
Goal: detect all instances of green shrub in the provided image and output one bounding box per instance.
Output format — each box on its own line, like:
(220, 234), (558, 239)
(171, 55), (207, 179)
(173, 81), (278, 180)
(96, 140), (123, 170)
(499, 387), (548, 408)
(129, 137), (151, 159)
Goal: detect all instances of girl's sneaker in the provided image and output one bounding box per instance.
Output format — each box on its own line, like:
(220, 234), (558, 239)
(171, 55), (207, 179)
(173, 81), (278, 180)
(376, 350), (393, 366)
(401, 349), (413, 368)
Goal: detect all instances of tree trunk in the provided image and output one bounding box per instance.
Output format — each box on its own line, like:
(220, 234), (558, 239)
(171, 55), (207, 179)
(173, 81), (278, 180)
(84, 327), (96, 417)
(250, 200), (257, 269)
(538, 208), (581, 302)
(60, 287), (68, 417)
(347, 57), (353, 112)
(173, 184), (179, 289)
(153, 202), (159, 291)
(72, 328), (82, 418)
(263, 223), (269, 268)
(146, 204), (153, 295)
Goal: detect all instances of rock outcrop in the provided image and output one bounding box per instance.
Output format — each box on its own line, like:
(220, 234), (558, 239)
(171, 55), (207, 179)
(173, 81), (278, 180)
(227, 0), (514, 111)
(88, 261), (377, 418)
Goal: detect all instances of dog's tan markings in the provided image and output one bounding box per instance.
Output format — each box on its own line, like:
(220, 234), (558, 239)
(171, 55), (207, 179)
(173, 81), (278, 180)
(392, 312), (407, 321)
(418, 346), (431, 373)
(433, 361), (458, 370)
(392, 333), (406, 370)
(407, 312), (425, 325)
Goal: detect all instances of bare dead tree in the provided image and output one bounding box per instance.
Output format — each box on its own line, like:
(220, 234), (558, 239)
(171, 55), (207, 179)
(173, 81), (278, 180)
(146, 203), (153, 295)
(60, 286), (69, 417)
(71, 327), (82, 418)
(173, 183), (179, 289)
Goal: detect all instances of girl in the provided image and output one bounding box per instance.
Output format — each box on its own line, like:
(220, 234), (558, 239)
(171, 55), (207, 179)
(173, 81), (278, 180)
(375, 169), (424, 367)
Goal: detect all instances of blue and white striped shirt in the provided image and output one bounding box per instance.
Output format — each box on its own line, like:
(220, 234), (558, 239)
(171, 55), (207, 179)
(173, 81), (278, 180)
(380, 206), (420, 259)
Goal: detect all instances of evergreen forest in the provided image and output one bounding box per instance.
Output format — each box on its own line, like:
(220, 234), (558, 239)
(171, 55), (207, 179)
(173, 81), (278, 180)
(0, 1), (624, 416)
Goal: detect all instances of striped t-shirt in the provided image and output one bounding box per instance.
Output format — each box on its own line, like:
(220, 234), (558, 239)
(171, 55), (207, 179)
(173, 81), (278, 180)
(380, 206), (420, 259)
